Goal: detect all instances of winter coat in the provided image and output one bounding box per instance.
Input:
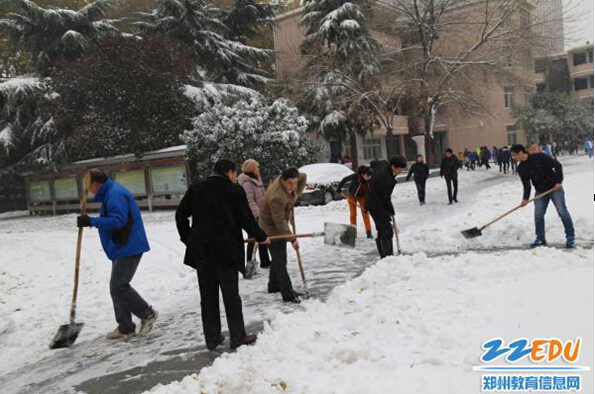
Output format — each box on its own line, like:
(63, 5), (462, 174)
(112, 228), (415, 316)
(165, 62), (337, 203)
(440, 156), (460, 179)
(406, 162), (429, 182)
(238, 173), (265, 220)
(175, 175), (267, 273)
(90, 179), (150, 261)
(336, 173), (369, 198)
(365, 160), (396, 215)
(502, 148), (511, 163)
(259, 173), (307, 237)
(517, 153), (563, 200)
(481, 149), (491, 162)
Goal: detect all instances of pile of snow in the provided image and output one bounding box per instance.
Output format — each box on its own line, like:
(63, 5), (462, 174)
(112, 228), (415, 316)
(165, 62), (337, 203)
(299, 163), (354, 186)
(145, 247), (593, 394)
(144, 155), (594, 394)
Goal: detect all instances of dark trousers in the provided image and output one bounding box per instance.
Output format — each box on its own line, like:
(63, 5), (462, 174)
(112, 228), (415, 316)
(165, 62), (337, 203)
(110, 254), (152, 334)
(369, 209), (393, 239)
(503, 161), (510, 174)
(246, 242), (270, 267)
(414, 179), (426, 203)
(445, 176), (458, 202)
(268, 241), (294, 299)
(197, 263), (245, 347)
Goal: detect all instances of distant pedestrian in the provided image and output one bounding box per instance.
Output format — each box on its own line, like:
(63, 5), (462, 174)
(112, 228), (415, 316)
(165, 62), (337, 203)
(501, 146), (511, 174)
(492, 146), (499, 165)
(440, 148), (460, 204)
(584, 139), (594, 158)
(406, 155), (430, 205)
(480, 146), (491, 169)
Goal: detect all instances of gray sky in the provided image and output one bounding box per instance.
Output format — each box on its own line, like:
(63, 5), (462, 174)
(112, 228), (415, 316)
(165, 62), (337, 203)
(564, 0), (594, 49)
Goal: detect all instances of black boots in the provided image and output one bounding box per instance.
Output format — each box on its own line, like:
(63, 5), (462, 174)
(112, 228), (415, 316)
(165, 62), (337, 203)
(366, 230), (373, 239)
(375, 238), (394, 258)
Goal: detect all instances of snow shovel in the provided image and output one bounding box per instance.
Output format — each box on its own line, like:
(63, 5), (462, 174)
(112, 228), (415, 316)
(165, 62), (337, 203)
(461, 187), (557, 239)
(244, 225), (357, 248)
(391, 216), (402, 255)
(243, 243), (258, 280)
(50, 180), (88, 349)
(291, 208), (310, 298)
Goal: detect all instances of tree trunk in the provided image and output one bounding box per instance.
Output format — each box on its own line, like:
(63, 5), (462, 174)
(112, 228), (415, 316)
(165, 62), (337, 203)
(349, 129), (359, 168)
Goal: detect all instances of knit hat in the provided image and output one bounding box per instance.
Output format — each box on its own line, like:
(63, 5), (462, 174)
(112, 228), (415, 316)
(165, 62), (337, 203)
(242, 159), (259, 174)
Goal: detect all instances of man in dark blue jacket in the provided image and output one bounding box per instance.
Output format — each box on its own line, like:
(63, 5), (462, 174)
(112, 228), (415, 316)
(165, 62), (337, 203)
(77, 169), (157, 339)
(510, 144), (575, 248)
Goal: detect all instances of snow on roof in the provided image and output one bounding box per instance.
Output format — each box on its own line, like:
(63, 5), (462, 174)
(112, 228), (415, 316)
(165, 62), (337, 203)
(0, 77), (43, 95)
(73, 145), (187, 165)
(299, 163), (353, 185)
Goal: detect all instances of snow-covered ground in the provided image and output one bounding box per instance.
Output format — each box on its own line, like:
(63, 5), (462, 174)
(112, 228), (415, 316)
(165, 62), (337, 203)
(0, 155), (592, 394)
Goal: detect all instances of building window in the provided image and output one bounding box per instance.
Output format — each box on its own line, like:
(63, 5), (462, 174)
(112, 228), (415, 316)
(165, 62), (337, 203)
(534, 58), (546, 73)
(588, 50), (594, 64)
(574, 77), (589, 91)
(573, 52), (587, 66)
(504, 86), (515, 108)
(523, 86), (535, 104)
(536, 82), (546, 93)
(519, 9), (531, 29)
(506, 126), (518, 145)
(589, 75), (594, 89)
(503, 53), (513, 68)
(362, 138), (382, 160)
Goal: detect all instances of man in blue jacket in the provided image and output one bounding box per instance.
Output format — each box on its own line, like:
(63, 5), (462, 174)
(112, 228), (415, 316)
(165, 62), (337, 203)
(510, 144), (575, 248)
(77, 169), (157, 339)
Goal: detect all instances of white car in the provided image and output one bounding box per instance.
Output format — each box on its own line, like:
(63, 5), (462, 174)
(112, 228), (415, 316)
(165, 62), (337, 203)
(297, 163), (354, 205)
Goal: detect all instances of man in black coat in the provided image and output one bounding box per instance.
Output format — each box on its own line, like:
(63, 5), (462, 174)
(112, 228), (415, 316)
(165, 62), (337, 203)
(510, 144), (575, 248)
(440, 148), (460, 204)
(365, 156), (407, 258)
(406, 154), (430, 205)
(176, 159), (269, 351)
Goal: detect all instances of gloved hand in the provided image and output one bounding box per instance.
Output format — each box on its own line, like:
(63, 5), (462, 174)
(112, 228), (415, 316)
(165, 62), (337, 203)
(77, 214), (92, 227)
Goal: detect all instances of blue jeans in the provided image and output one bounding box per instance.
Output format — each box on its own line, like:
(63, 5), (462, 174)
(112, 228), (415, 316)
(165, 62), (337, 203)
(534, 189), (575, 241)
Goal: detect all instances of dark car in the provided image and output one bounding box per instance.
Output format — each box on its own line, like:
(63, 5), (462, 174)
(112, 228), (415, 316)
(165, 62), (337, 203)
(297, 163), (354, 206)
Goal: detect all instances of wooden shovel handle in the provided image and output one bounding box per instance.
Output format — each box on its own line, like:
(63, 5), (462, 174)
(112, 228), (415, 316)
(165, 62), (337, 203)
(71, 179), (88, 323)
(291, 208), (307, 285)
(481, 187), (557, 231)
(244, 233), (316, 243)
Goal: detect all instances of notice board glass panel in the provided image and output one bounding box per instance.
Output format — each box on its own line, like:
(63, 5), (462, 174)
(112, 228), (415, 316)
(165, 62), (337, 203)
(30, 181), (51, 202)
(151, 166), (187, 194)
(114, 170), (147, 196)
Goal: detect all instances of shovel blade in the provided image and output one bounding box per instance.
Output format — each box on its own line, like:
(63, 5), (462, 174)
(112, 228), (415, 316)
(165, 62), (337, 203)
(50, 322), (83, 349)
(461, 227), (483, 239)
(323, 223), (356, 247)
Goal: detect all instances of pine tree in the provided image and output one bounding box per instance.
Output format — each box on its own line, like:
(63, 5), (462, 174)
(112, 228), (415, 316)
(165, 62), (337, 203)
(0, 0), (116, 76)
(300, 0), (380, 166)
(135, 0), (274, 87)
(300, 0), (378, 78)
